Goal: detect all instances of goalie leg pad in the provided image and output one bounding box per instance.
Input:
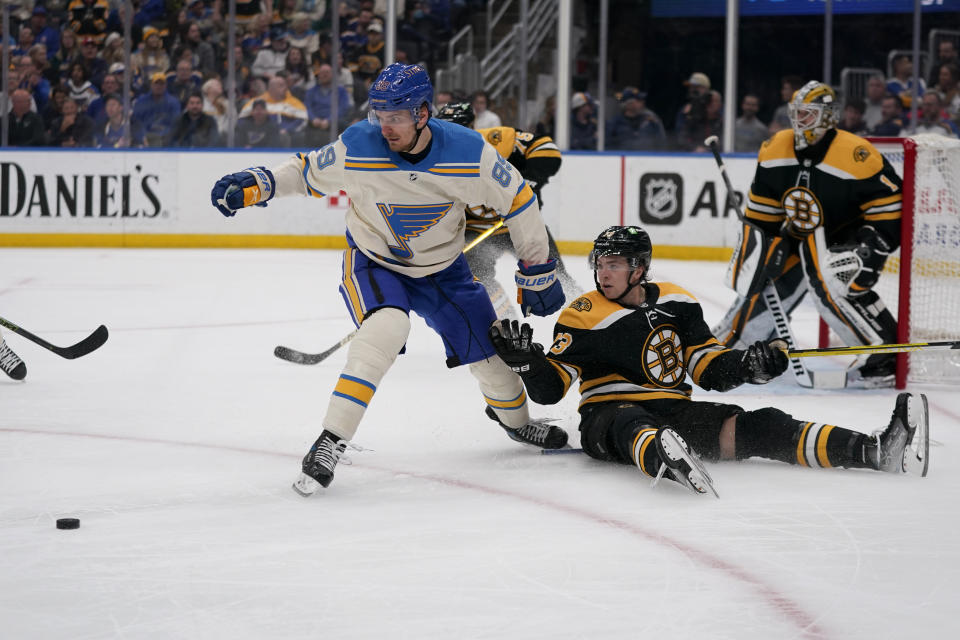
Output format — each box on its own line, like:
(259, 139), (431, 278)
(713, 260), (806, 348)
(800, 232), (894, 347)
(322, 307), (411, 440)
(470, 357), (530, 429)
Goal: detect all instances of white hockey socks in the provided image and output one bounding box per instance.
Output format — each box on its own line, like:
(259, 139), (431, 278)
(322, 307), (410, 440)
(470, 357), (530, 429)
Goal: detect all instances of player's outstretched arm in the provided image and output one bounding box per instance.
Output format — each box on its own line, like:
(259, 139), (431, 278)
(698, 339), (789, 391)
(488, 320), (566, 404)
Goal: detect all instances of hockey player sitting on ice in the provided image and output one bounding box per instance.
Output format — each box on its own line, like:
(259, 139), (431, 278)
(712, 80), (902, 388)
(435, 101), (581, 320)
(489, 226), (929, 497)
(0, 329), (27, 381)
(209, 63), (568, 495)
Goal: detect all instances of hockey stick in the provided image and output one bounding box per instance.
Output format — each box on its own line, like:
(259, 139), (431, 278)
(274, 219), (507, 365)
(704, 136), (814, 388)
(788, 340), (960, 358)
(0, 315), (109, 359)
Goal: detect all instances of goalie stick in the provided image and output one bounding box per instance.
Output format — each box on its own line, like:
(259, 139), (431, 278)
(704, 136), (814, 388)
(275, 219), (506, 365)
(0, 315), (109, 359)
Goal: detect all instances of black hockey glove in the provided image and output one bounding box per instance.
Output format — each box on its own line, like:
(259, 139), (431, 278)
(739, 339), (789, 384)
(488, 319), (545, 373)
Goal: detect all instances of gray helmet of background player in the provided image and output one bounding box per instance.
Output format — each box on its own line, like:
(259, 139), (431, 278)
(788, 80), (841, 150)
(436, 102), (475, 128)
(588, 226), (653, 302)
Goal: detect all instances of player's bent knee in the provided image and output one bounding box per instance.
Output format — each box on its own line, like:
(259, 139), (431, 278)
(580, 404), (655, 463)
(348, 307), (411, 373)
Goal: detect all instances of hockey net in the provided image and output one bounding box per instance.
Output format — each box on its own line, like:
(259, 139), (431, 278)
(820, 135), (960, 388)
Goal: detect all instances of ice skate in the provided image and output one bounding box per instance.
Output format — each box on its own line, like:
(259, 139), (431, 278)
(0, 339), (26, 381)
(652, 428), (719, 497)
(293, 430), (350, 496)
(485, 406), (569, 449)
(867, 392), (930, 476)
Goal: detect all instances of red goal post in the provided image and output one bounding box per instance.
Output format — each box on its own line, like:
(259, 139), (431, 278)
(818, 135), (960, 388)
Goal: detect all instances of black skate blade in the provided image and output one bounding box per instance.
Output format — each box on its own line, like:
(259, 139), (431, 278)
(541, 446), (583, 455)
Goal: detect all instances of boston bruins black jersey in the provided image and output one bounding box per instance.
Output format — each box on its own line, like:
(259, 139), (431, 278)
(466, 126), (561, 234)
(523, 286), (746, 413)
(744, 129), (903, 248)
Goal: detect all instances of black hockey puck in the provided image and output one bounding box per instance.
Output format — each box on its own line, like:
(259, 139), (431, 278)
(56, 518), (80, 530)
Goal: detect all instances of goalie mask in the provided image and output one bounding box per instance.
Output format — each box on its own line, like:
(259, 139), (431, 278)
(788, 81), (840, 150)
(589, 226), (653, 301)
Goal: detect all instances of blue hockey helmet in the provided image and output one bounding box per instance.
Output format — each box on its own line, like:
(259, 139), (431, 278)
(367, 63), (433, 122)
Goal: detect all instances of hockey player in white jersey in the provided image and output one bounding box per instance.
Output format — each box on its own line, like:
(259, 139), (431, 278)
(210, 63), (568, 495)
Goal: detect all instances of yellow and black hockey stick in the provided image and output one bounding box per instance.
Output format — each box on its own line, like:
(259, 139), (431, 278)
(274, 220), (506, 365)
(787, 340), (960, 359)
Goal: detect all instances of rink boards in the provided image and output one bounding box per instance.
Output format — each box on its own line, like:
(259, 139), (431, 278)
(0, 148), (757, 259)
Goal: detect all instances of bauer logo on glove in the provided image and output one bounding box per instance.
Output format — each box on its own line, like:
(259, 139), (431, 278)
(515, 272), (557, 288)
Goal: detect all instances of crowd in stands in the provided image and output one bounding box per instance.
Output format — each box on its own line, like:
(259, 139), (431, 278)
(2, 0), (478, 148)
(3, 2), (958, 151)
(559, 38), (960, 152)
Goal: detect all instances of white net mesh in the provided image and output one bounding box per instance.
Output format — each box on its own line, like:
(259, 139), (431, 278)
(872, 134), (960, 385)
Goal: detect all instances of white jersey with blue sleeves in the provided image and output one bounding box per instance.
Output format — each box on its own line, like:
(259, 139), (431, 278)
(269, 118), (549, 278)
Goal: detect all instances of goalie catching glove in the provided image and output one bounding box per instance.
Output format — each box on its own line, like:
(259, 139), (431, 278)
(515, 259), (565, 317)
(738, 339), (789, 384)
(210, 166), (276, 217)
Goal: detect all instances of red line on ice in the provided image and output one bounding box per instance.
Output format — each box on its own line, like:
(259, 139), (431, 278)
(0, 426), (829, 638)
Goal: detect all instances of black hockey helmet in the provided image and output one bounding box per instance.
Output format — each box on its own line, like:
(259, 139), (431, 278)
(589, 226), (652, 301)
(589, 226), (653, 271)
(436, 102), (475, 127)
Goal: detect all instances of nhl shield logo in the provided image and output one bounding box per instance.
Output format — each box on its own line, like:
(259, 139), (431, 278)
(639, 173), (683, 225)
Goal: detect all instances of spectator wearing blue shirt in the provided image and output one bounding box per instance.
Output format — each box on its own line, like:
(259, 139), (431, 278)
(13, 25), (35, 57)
(887, 54), (926, 110)
(96, 94), (145, 147)
(134, 72), (183, 146)
(30, 7), (60, 60)
(87, 72), (123, 125)
(304, 63), (353, 146)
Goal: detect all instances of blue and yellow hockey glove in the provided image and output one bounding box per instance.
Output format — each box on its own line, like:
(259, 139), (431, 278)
(210, 166), (276, 217)
(515, 259), (565, 317)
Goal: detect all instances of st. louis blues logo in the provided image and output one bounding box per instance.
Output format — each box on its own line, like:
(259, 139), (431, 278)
(376, 202), (454, 258)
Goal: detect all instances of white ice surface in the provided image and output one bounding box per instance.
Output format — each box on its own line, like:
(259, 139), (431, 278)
(1, 248), (958, 640)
